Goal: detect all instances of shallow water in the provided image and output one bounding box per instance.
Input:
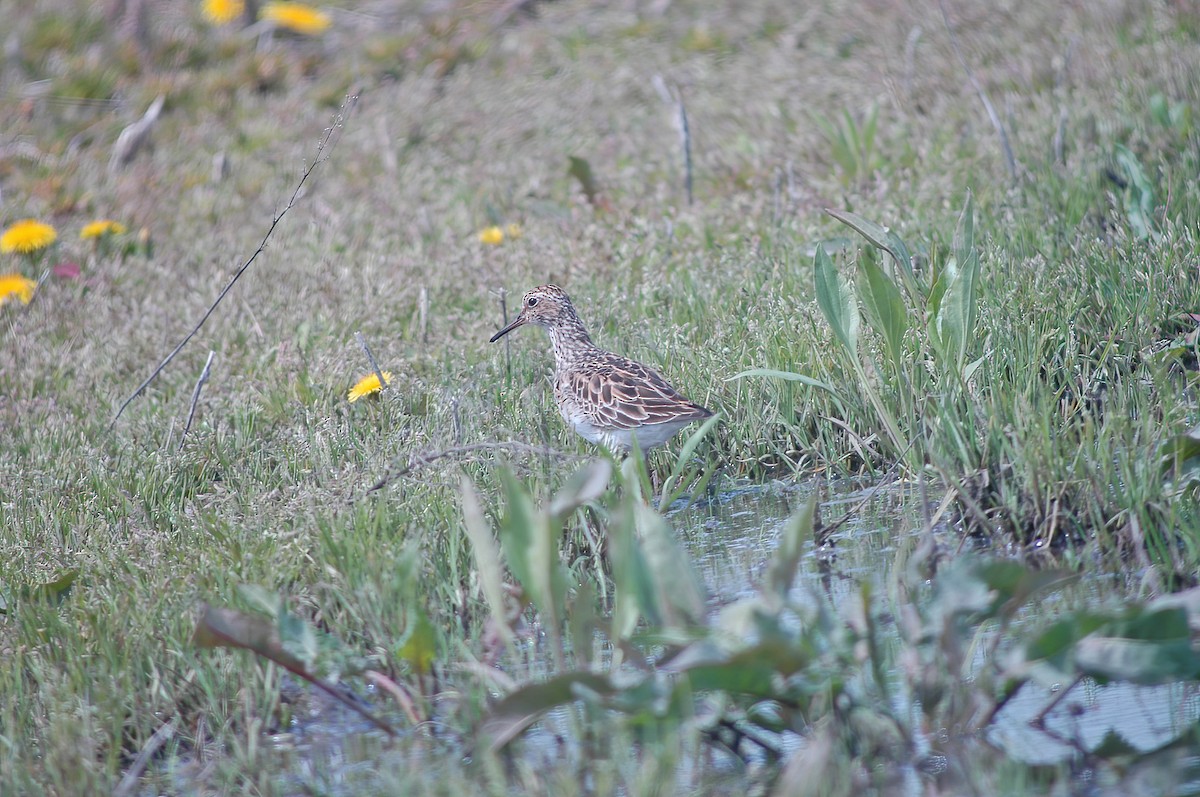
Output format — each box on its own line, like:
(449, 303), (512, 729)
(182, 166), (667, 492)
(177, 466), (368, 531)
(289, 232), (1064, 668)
(670, 478), (1200, 774)
(160, 477), (1199, 794)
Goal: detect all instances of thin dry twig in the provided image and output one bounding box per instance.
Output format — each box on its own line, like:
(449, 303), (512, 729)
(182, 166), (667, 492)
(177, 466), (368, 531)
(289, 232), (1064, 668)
(111, 95), (359, 427)
(677, 93), (693, 205)
(651, 76), (693, 205)
(112, 717), (176, 797)
(366, 441), (583, 494)
(354, 331), (389, 397)
(179, 350), (215, 451)
(814, 437), (913, 545)
(497, 288), (511, 379)
(364, 669), (422, 726)
(938, 0), (1017, 183)
(109, 94), (164, 172)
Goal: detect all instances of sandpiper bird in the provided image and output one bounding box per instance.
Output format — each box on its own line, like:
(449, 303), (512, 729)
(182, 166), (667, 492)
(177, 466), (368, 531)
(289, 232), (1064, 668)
(490, 285), (714, 453)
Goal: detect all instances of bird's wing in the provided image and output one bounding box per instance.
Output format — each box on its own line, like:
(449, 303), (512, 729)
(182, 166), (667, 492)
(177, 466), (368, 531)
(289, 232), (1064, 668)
(566, 355), (711, 431)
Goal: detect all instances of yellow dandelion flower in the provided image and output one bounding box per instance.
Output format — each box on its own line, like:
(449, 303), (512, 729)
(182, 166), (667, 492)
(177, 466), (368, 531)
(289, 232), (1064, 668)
(505, 223), (523, 240)
(1, 219), (57, 254)
(261, 2), (331, 35)
(348, 371), (393, 402)
(0, 273), (37, 306)
(202, 0), (244, 24)
(80, 220), (128, 240)
(478, 225), (504, 245)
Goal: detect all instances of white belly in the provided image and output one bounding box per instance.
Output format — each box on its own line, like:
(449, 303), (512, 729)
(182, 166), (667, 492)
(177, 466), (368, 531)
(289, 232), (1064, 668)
(567, 416), (692, 452)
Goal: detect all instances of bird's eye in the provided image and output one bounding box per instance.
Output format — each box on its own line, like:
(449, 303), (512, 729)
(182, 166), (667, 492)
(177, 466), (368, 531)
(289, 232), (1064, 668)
(527, 297), (539, 307)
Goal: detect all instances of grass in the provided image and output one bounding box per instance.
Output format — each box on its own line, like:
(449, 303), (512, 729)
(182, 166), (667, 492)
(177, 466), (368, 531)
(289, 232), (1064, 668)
(2, 0), (1200, 794)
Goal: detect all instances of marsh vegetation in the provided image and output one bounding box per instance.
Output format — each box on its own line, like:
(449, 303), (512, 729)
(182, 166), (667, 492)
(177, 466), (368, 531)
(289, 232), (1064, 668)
(2, 0), (1200, 794)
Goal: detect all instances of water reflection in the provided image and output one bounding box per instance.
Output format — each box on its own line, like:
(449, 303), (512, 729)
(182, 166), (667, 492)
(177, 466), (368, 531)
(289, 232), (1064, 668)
(670, 478), (1200, 770)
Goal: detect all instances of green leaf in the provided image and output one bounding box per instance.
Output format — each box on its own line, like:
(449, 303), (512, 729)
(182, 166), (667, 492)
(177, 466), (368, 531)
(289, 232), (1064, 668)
(974, 561), (1074, 619)
(856, 251), (908, 371)
(567, 155), (601, 206)
(193, 604), (397, 736)
(498, 470), (566, 631)
(634, 502), (706, 628)
(1074, 633), (1200, 685)
(278, 610), (320, 671)
(548, 458), (612, 524)
(1091, 729), (1140, 759)
(396, 607), (438, 675)
(237, 583), (285, 619)
(1114, 144), (1158, 241)
(681, 661), (780, 698)
(460, 476), (513, 645)
(481, 672), (619, 751)
(193, 604), (304, 669)
(567, 579), (597, 667)
(660, 412), (720, 506)
(930, 252), (981, 374)
(726, 369), (846, 414)
(952, 190), (975, 269)
(0, 569), (80, 614)
(814, 243), (859, 355)
(763, 497), (815, 609)
(825, 207), (918, 299)
(1160, 427), (1200, 490)
(608, 501), (663, 635)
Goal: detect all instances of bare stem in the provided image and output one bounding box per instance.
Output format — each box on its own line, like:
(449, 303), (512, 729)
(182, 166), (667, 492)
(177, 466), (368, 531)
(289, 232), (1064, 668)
(354, 331), (388, 396)
(499, 288), (511, 380)
(111, 95), (359, 427)
(179, 350), (215, 451)
(938, 0), (1017, 183)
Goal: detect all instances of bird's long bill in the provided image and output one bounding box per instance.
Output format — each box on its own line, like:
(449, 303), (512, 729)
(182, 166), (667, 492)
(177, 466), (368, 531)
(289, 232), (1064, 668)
(489, 315), (526, 343)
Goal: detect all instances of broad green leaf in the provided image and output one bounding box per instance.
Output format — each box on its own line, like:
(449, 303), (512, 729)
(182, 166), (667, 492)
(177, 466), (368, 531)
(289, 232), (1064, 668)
(567, 155), (602, 206)
(1091, 730), (1140, 759)
(1114, 144), (1157, 241)
(0, 570), (79, 614)
(498, 470), (566, 630)
(548, 458), (612, 524)
(460, 476), (513, 644)
(1160, 427), (1200, 490)
(857, 252), (908, 371)
(482, 672), (618, 751)
(396, 607), (438, 675)
(825, 207), (919, 299)
(974, 561), (1074, 619)
(680, 661), (780, 698)
(609, 502), (661, 635)
(192, 604), (397, 735)
(634, 502), (706, 628)
(931, 246), (981, 375)
(193, 604), (304, 668)
(1074, 633), (1200, 685)
(568, 580), (597, 667)
(962, 354), (986, 385)
(1017, 614), (1109, 668)
(952, 191), (975, 269)
(237, 583), (285, 619)
(278, 610), (320, 671)
(1148, 586), (1200, 631)
(814, 243), (859, 355)
(764, 497), (815, 608)
(1100, 606), (1191, 642)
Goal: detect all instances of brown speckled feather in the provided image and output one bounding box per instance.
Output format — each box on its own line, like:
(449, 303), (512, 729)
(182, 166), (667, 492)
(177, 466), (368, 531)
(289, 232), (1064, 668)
(490, 285), (714, 452)
(559, 355), (711, 432)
